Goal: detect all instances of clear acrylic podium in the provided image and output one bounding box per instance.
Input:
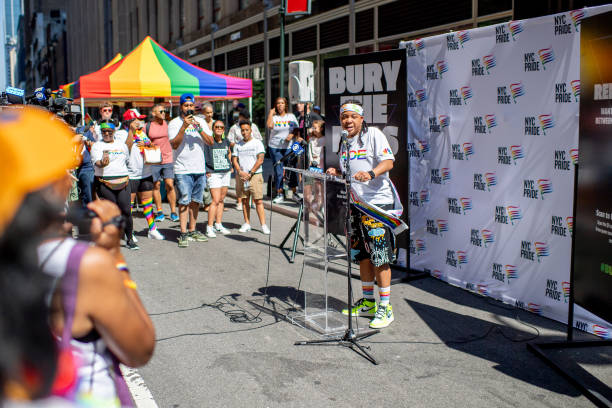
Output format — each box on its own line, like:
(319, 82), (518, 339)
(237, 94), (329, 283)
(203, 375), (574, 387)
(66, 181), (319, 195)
(283, 167), (353, 336)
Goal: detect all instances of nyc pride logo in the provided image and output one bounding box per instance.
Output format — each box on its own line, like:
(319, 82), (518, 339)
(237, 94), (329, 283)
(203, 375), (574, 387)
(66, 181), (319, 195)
(463, 142), (474, 160)
(507, 206), (522, 225)
(457, 251), (468, 268)
(538, 47), (555, 70)
(437, 60), (449, 78)
(569, 9), (586, 31)
(457, 30), (471, 47)
(415, 239), (426, 254)
(539, 114), (555, 135)
(461, 86), (473, 104)
(527, 303), (542, 315)
(485, 172), (497, 191)
(437, 219), (449, 235)
(419, 189), (430, 205)
(477, 284), (488, 296)
(593, 324), (611, 339)
(569, 148), (579, 164)
(439, 115), (450, 129)
(505, 265), (518, 280)
(485, 114), (497, 132)
(418, 140), (430, 154)
(415, 89), (427, 102)
(511, 145), (524, 164)
(483, 55), (496, 74)
(534, 242), (550, 262)
(509, 21), (524, 40)
(510, 82), (525, 103)
(460, 197), (472, 214)
(481, 229), (495, 247)
(538, 179), (553, 199)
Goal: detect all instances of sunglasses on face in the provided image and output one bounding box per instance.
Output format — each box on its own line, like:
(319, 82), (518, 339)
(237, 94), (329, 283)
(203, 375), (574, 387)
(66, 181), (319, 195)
(214, 125), (225, 129)
(101, 108), (112, 113)
(101, 129), (114, 134)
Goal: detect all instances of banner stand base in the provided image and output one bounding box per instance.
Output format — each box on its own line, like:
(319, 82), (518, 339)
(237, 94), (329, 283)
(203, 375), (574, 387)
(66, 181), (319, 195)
(527, 340), (612, 407)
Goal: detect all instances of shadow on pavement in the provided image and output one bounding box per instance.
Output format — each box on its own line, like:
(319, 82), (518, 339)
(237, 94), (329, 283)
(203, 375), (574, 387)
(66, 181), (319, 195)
(404, 297), (582, 396)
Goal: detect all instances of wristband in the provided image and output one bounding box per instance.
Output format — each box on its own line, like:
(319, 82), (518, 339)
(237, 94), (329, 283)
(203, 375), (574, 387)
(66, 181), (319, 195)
(116, 262), (129, 273)
(123, 279), (138, 290)
(368, 170), (376, 180)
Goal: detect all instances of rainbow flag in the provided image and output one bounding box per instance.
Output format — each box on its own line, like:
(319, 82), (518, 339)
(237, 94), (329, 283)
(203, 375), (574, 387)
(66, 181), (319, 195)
(349, 186), (408, 236)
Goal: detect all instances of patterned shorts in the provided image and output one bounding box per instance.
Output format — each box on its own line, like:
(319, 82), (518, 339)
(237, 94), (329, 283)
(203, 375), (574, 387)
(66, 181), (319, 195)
(350, 204), (396, 267)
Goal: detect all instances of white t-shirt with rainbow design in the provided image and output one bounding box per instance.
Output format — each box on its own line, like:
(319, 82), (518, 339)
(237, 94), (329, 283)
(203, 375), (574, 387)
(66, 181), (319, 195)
(268, 113), (298, 149)
(338, 126), (395, 205)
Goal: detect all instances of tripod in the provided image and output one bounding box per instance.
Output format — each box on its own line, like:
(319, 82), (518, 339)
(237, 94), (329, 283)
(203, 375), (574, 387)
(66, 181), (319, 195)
(295, 132), (379, 365)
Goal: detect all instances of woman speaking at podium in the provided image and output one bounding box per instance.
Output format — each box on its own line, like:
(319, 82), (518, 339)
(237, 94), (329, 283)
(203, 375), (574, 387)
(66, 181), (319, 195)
(326, 100), (396, 329)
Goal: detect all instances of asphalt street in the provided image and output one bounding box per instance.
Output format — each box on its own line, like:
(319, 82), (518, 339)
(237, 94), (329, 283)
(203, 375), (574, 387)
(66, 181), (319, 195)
(122, 193), (610, 408)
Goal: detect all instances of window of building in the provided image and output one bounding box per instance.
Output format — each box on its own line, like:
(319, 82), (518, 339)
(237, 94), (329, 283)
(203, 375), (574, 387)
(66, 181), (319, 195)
(478, 0), (512, 16)
(355, 8), (373, 43)
(227, 47), (248, 69)
(320, 16), (348, 49)
(378, 0), (471, 38)
(214, 53), (226, 71)
(179, 0), (184, 38)
(239, 0), (249, 11)
(291, 26), (316, 56)
(249, 42), (264, 65)
(269, 34), (289, 60)
(199, 59), (212, 70)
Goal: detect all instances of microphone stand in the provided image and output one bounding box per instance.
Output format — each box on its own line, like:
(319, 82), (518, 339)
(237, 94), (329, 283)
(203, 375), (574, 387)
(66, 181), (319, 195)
(295, 130), (379, 365)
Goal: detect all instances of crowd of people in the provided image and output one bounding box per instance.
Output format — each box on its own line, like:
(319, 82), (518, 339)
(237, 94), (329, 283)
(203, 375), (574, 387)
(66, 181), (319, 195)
(0, 96), (400, 406)
(72, 94), (323, 249)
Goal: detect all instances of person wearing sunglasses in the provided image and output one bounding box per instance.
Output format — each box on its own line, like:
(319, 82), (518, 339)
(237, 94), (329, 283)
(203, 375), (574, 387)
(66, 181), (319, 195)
(91, 120), (137, 250)
(93, 101), (115, 142)
(204, 120), (232, 237)
(146, 104), (179, 223)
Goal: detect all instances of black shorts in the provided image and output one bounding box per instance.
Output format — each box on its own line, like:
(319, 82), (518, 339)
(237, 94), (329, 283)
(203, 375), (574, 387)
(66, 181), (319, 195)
(129, 176), (154, 193)
(350, 204), (396, 267)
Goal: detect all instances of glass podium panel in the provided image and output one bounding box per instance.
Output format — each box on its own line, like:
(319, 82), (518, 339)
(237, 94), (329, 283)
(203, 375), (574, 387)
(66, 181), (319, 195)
(284, 168), (353, 335)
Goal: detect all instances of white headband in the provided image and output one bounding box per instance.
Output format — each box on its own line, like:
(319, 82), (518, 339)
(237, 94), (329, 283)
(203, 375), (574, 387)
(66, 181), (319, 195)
(340, 103), (364, 116)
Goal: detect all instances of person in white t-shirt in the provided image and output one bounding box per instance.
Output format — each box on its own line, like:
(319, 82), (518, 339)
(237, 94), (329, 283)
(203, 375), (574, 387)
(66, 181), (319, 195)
(120, 109), (164, 241)
(227, 109), (262, 212)
(90, 120), (138, 250)
(232, 120), (269, 234)
(168, 93), (215, 248)
(326, 100), (396, 329)
(266, 97), (298, 203)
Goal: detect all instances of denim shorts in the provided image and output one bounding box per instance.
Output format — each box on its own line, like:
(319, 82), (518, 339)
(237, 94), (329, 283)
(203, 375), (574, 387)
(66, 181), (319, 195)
(175, 173), (206, 205)
(151, 163), (175, 182)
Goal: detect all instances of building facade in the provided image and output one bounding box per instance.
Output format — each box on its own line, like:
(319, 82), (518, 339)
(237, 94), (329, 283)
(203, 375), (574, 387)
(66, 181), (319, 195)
(59, 0), (608, 122)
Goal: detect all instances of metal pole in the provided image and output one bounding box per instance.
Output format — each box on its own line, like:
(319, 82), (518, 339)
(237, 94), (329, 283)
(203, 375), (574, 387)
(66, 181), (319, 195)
(264, 0), (270, 131)
(279, 0), (285, 98)
(211, 23), (218, 71)
(349, 0), (355, 55)
(80, 97), (85, 126)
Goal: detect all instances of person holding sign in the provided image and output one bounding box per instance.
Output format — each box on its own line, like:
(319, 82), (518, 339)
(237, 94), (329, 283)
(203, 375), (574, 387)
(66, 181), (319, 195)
(326, 100), (397, 329)
(204, 120), (233, 237)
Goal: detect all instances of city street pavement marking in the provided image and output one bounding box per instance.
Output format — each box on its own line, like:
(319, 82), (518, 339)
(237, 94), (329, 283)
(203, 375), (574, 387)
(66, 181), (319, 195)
(120, 365), (159, 408)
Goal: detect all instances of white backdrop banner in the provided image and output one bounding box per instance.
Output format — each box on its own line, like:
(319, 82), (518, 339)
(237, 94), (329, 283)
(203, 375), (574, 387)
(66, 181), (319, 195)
(406, 5), (612, 338)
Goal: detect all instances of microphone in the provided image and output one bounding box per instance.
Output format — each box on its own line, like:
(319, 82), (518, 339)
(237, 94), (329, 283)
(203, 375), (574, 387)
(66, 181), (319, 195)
(340, 130), (349, 146)
(274, 141), (306, 166)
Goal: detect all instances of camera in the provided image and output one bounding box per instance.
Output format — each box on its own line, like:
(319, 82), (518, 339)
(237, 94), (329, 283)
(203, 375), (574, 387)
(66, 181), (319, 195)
(24, 87), (82, 127)
(0, 87), (25, 106)
(65, 207), (97, 235)
(186, 109), (195, 116)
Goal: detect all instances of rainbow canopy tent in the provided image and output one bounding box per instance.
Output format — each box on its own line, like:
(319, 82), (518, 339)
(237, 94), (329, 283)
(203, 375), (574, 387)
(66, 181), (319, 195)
(60, 53), (123, 99)
(73, 36), (252, 100)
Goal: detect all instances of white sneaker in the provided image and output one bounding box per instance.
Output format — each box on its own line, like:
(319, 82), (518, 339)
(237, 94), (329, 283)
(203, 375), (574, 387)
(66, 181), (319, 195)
(236, 203), (243, 211)
(272, 194), (285, 204)
(239, 223), (252, 233)
(132, 233), (139, 243)
(261, 225), (271, 235)
(206, 226), (217, 238)
(215, 223), (231, 235)
(147, 229), (165, 240)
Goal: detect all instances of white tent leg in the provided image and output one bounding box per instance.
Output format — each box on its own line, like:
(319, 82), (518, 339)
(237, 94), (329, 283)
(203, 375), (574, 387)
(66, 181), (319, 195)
(80, 97), (85, 126)
(249, 97), (253, 121)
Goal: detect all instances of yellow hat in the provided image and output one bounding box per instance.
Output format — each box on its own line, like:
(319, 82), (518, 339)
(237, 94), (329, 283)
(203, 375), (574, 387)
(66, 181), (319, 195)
(0, 107), (79, 236)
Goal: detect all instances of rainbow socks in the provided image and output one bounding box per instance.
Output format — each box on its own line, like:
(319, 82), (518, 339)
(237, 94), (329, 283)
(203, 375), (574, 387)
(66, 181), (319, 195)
(362, 281), (375, 301)
(142, 197), (157, 231)
(379, 286), (390, 306)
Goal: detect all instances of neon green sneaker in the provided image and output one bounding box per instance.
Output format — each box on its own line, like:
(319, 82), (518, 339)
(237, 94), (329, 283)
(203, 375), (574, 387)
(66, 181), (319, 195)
(342, 298), (377, 317)
(188, 230), (208, 242)
(369, 303), (394, 329)
(178, 233), (189, 248)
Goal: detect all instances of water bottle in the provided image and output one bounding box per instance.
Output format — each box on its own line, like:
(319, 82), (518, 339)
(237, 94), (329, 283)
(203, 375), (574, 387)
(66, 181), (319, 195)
(243, 179), (250, 189)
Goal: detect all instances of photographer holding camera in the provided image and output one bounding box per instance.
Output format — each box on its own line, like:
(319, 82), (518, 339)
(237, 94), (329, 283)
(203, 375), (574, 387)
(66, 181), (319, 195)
(168, 93), (215, 248)
(1, 107), (155, 407)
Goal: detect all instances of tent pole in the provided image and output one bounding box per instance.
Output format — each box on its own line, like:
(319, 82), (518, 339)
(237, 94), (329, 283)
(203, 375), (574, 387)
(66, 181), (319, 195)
(80, 97), (85, 126)
(249, 97), (253, 122)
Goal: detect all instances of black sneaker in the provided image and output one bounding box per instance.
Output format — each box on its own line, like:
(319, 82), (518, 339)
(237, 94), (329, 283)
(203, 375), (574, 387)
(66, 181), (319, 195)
(126, 239), (139, 250)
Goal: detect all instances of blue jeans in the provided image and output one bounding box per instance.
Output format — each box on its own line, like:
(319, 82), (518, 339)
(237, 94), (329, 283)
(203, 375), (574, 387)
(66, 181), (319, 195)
(175, 173), (206, 205)
(269, 147), (298, 192)
(76, 167), (95, 208)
